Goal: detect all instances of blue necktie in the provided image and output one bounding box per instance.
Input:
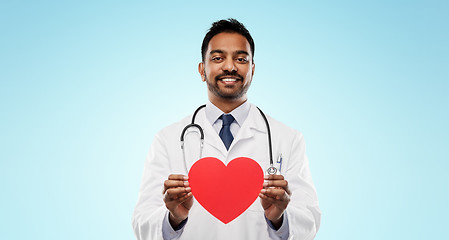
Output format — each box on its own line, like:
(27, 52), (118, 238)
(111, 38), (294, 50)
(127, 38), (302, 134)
(219, 114), (235, 150)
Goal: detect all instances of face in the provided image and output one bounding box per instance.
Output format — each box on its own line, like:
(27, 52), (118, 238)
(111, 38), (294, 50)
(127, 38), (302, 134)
(199, 32), (255, 102)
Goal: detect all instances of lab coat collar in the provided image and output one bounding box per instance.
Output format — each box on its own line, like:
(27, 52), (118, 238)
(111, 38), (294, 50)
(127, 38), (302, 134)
(198, 103), (268, 157)
(205, 100), (250, 128)
(233, 104), (268, 140)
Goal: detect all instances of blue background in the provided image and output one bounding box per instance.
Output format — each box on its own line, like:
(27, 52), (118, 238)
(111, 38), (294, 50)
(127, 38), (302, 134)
(1, 0), (448, 239)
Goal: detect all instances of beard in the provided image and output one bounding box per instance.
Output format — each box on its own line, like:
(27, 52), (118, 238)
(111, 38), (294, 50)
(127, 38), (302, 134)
(205, 71), (251, 100)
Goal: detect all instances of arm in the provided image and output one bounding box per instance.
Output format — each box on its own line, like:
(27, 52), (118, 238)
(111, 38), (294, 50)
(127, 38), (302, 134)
(259, 174), (291, 240)
(283, 132), (321, 239)
(163, 174), (193, 229)
(260, 174), (291, 228)
(133, 134), (191, 240)
(259, 130), (320, 240)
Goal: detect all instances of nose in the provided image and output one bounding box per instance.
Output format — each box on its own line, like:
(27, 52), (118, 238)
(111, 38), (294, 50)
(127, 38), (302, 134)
(221, 58), (236, 72)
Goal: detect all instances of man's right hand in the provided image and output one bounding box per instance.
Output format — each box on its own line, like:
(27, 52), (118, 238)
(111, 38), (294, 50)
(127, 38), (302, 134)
(163, 174), (193, 229)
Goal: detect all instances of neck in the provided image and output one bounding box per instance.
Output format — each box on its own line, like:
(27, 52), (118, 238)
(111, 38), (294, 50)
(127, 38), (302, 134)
(209, 95), (247, 114)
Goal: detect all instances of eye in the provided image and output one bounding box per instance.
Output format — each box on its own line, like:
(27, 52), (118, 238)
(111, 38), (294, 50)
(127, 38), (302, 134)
(211, 56), (223, 62)
(236, 57), (248, 63)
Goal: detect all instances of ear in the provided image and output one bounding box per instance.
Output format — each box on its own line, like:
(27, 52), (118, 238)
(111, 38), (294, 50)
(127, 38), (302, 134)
(198, 62), (205, 82)
(252, 62), (255, 77)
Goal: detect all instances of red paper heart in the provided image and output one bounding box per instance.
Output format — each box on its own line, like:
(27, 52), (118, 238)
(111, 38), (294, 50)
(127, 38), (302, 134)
(188, 157), (264, 224)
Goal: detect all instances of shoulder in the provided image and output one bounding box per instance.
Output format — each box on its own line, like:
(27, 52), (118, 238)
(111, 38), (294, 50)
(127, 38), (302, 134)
(150, 115), (193, 152)
(249, 103), (301, 134)
(249, 103), (304, 141)
(156, 115), (192, 139)
(268, 115), (304, 141)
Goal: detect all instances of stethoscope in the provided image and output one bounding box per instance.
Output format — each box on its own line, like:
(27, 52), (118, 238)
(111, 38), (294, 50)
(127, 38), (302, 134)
(180, 104), (279, 175)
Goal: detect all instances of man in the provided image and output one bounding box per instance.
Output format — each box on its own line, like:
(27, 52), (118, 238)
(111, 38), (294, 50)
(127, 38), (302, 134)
(133, 19), (321, 240)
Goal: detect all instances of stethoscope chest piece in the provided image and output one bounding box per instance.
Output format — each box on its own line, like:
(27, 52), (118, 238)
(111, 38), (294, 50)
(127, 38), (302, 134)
(266, 166), (277, 175)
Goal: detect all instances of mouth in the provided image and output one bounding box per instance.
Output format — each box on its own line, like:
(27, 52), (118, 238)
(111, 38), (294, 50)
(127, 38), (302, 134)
(216, 75), (243, 85)
(221, 78), (238, 82)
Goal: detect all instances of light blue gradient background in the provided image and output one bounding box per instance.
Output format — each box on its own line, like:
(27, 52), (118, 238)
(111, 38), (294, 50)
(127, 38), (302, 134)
(1, 1), (448, 239)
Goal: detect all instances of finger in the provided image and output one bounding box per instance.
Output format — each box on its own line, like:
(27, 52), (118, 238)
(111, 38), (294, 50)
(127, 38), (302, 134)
(259, 192), (278, 203)
(179, 192), (193, 202)
(163, 179), (189, 193)
(164, 187), (191, 200)
(166, 192), (193, 203)
(164, 179), (189, 189)
(260, 188), (288, 200)
(264, 174), (284, 180)
(259, 192), (284, 206)
(168, 174), (189, 181)
(165, 192), (193, 209)
(166, 187), (191, 196)
(263, 179), (288, 188)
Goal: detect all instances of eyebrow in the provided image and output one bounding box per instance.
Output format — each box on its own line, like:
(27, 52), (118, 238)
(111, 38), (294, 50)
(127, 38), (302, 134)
(210, 49), (224, 55)
(209, 49), (249, 56)
(236, 50), (249, 56)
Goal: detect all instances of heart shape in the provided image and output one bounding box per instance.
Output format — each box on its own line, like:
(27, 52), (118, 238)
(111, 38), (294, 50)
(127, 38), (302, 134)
(188, 157), (264, 224)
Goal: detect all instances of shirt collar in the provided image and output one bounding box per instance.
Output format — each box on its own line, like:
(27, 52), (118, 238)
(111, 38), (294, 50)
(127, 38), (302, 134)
(205, 100), (250, 127)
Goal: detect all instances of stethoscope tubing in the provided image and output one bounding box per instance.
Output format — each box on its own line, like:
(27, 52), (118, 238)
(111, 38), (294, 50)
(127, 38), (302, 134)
(256, 107), (273, 169)
(180, 104), (276, 174)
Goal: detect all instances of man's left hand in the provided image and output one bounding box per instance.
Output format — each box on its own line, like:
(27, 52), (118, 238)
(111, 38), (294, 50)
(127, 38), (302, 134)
(259, 174), (291, 229)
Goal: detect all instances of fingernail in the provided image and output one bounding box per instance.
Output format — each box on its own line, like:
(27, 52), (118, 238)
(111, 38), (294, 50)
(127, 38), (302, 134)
(263, 182), (268, 187)
(261, 189), (266, 194)
(183, 176), (189, 180)
(264, 175), (269, 179)
(184, 181), (189, 186)
(186, 187), (191, 192)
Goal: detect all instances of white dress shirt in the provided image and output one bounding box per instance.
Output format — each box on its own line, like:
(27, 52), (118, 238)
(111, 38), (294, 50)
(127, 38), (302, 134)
(205, 100), (250, 139)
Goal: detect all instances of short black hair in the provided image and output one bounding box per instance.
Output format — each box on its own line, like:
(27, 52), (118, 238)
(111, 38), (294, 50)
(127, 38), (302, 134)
(201, 18), (255, 62)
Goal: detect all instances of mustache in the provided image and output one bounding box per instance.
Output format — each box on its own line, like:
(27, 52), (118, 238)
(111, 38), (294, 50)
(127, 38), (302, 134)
(215, 71), (244, 81)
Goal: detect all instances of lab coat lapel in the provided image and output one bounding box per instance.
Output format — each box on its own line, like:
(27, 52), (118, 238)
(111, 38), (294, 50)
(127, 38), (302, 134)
(196, 110), (228, 157)
(230, 104), (268, 149)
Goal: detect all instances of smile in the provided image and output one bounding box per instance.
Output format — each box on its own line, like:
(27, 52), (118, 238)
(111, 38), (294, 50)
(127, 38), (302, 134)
(221, 78), (238, 82)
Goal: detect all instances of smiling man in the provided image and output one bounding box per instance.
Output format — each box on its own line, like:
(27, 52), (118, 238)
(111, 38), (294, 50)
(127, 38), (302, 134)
(200, 31), (254, 111)
(133, 19), (321, 240)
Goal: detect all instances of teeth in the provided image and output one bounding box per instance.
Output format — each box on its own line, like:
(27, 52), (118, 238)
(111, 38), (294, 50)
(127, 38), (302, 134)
(221, 78), (237, 82)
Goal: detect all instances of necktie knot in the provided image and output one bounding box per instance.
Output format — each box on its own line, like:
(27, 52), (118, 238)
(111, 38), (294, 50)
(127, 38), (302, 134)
(221, 114), (235, 126)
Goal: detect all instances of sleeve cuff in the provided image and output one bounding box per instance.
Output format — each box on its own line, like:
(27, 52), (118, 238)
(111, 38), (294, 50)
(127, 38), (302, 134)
(162, 211), (188, 240)
(265, 213), (290, 240)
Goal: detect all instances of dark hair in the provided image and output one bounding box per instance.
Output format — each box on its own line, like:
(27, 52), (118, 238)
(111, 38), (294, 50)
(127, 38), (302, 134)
(201, 18), (255, 62)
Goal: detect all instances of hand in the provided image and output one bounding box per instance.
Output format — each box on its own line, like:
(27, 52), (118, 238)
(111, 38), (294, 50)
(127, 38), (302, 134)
(163, 174), (193, 228)
(259, 174), (291, 229)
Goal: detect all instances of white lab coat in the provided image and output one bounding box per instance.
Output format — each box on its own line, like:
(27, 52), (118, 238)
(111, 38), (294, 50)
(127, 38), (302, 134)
(132, 103), (321, 240)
